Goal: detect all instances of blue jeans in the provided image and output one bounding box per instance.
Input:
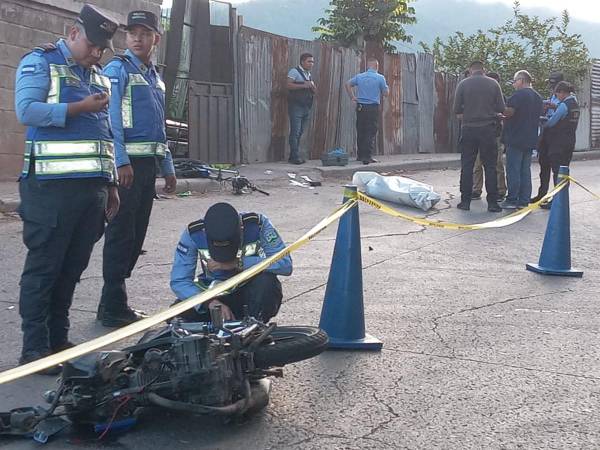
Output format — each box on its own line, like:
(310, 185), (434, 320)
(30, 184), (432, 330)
(288, 103), (311, 161)
(505, 145), (533, 206)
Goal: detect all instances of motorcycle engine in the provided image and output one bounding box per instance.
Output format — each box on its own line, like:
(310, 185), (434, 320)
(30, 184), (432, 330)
(58, 330), (246, 424)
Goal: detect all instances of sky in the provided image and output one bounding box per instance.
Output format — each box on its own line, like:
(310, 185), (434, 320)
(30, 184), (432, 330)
(470, 0), (600, 23)
(161, 0), (600, 23)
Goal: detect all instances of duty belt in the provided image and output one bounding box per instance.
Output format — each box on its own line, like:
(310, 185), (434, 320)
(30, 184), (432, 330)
(125, 142), (168, 158)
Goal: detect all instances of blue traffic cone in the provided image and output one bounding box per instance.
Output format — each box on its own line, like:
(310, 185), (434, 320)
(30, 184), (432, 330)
(319, 185), (383, 350)
(526, 166), (583, 277)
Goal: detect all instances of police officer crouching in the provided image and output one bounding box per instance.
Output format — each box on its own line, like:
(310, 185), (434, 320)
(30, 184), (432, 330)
(14, 5), (120, 374)
(97, 11), (177, 327)
(170, 203), (292, 322)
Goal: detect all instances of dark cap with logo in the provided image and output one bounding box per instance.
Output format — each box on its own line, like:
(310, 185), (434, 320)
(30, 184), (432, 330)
(77, 4), (119, 51)
(126, 10), (161, 34)
(204, 203), (242, 263)
(547, 71), (565, 84)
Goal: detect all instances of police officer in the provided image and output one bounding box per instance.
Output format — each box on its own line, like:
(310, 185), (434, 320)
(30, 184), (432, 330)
(170, 203), (292, 322)
(14, 5), (120, 374)
(97, 11), (177, 328)
(345, 58), (389, 165)
(539, 81), (580, 207)
(532, 71), (565, 203)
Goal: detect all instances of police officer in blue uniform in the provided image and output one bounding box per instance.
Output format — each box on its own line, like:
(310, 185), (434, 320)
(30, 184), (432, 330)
(541, 81), (580, 193)
(170, 203), (292, 322)
(532, 71), (565, 203)
(344, 58), (389, 165)
(98, 11), (177, 328)
(14, 5), (120, 374)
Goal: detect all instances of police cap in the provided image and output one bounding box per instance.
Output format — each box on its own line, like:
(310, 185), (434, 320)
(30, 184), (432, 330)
(126, 10), (161, 34)
(547, 71), (565, 84)
(77, 4), (119, 51)
(204, 203), (242, 263)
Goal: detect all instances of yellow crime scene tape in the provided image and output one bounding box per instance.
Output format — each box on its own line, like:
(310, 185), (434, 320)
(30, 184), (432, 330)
(355, 178), (569, 231)
(568, 176), (600, 201)
(1, 174), (597, 384)
(0, 198), (358, 385)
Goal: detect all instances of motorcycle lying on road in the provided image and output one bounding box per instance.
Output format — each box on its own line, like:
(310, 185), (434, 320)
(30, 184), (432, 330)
(0, 310), (328, 443)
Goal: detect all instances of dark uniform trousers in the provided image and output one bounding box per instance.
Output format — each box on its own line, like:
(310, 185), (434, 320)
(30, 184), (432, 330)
(178, 272), (283, 323)
(19, 175), (107, 357)
(101, 157), (156, 313)
(536, 131), (574, 198)
(459, 124), (499, 203)
(356, 104), (380, 161)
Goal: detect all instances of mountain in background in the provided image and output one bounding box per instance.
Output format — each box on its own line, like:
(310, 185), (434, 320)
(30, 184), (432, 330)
(232, 0), (600, 58)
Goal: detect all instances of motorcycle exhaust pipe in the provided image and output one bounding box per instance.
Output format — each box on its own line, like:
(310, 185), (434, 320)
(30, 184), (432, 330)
(146, 379), (271, 416)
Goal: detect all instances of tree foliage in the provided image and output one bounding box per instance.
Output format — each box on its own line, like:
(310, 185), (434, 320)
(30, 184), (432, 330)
(313, 0), (417, 52)
(419, 2), (590, 97)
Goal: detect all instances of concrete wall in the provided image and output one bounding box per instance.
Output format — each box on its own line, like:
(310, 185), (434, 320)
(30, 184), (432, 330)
(0, 0), (162, 180)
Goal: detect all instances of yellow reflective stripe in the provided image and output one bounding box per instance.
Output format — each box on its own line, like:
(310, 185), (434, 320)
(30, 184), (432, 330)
(126, 142), (168, 157)
(35, 157), (114, 176)
(90, 70), (111, 93)
(197, 241), (260, 263)
(32, 141), (114, 157)
(129, 73), (150, 86)
(122, 84), (133, 128)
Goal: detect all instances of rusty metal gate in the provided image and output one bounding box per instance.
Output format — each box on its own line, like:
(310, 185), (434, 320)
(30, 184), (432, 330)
(188, 81), (238, 163)
(591, 60), (600, 149)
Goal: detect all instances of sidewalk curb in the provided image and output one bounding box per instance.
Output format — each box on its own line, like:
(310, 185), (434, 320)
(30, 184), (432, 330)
(0, 178), (217, 214)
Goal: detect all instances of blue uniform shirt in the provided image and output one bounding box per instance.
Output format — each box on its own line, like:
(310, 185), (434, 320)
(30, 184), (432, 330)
(103, 50), (175, 175)
(348, 69), (389, 105)
(14, 40), (74, 128)
(170, 214), (292, 301)
(544, 95), (576, 129)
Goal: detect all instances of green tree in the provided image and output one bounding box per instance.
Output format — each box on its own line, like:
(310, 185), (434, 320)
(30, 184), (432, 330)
(313, 0), (417, 52)
(420, 2), (590, 97)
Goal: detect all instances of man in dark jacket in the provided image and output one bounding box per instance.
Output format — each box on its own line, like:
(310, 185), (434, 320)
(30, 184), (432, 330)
(453, 61), (506, 212)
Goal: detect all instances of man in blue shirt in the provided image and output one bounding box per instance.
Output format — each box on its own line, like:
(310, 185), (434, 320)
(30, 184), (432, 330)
(98, 11), (177, 328)
(14, 5), (119, 374)
(538, 81), (580, 209)
(532, 71), (564, 203)
(287, 53), (316, 165)
(345, 58), (389, 164)
(501, 70), (544, 209)
(170, 203), (292, 323)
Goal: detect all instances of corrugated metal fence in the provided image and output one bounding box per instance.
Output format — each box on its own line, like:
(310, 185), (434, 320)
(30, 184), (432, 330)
(237, 27), (460, 163)
(591, 60), (600, 149)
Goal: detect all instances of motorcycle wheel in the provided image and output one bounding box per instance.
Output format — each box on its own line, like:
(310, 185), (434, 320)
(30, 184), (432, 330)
(253, 326), (328, 368)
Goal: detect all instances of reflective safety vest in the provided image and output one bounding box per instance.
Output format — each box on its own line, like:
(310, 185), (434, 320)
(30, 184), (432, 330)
(113, 55), (167, 158)
(23, 44), (115, 181)
(188, 213), (263, 289)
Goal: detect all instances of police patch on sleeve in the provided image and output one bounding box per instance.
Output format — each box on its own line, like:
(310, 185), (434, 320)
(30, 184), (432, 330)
(177, 243), (189, 255)
(264, 229), (282, 246)
(21, 65), (37, 75)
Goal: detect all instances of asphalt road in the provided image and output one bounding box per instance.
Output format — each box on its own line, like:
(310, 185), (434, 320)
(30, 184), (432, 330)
(1, 161), (599, 449)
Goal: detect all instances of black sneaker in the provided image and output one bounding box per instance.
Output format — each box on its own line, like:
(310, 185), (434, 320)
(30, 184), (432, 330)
(530, 194), (544, 203)
(19, 351), (63, 376)
(288, 159), (304, 165)
(457, 201), (470, 211)
(471, 192), (482, 200)
(540, 201), (552, 210)
(96, 303), (105, 321)
(487, 203), (502, 212)
(102, 307), (148, 328)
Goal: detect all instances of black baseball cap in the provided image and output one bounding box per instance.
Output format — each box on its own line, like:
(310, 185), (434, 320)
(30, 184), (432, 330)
(126, 10), (161, 34)
(77, 4), (119, 51)
(204, 203), (242, 263)
(547, 71), (564, 84)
